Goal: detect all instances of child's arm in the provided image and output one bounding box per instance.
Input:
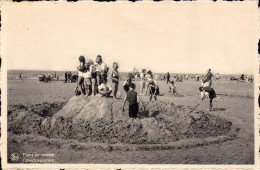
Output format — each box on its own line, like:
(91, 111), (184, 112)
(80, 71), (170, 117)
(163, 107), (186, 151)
(122, 95), (127, 111)
(137, 95), (144, 110)
(122, 81), (127, 87)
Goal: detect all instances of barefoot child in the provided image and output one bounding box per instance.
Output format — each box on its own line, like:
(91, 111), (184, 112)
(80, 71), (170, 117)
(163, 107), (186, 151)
(77, 56), (87, 95)
(199, 84), (216, 111)
(111, 62), (119, 99)
(83, 61), (93, 96)
(168, 81), (176, 94)
(122, 83), (144, 119)
(148, 78), (159, 101)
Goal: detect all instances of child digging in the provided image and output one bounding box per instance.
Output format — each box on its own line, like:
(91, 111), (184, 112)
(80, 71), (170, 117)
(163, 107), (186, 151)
(122, 83), (144, 119)
(199, 85), (216, 111)
(148, 78), (159, 101)
(168, 81), (176, 94)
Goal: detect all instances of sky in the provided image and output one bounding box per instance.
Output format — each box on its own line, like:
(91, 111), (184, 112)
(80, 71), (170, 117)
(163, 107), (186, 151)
(2, 2), (258, 74)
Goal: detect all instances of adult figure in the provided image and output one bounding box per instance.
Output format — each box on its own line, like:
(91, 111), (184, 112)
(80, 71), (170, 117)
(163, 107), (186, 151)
(196, 73), (200, 81)
(166, 72), (170, 84)
(203, 69), (213, 87)
(18, 73), (23, 81)
(65, 71), (68, 83)
(68, 71), (72, 82)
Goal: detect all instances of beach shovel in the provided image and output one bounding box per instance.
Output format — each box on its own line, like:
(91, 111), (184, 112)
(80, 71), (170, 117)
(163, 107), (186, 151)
(189, 102), (201, 113)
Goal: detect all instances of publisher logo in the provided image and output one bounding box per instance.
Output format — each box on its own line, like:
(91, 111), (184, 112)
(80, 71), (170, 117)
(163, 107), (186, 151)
(10, 153), (19, 162)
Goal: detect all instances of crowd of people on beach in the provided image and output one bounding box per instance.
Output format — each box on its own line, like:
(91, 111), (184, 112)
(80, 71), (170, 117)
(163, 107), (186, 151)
(39, 74), (59, 83)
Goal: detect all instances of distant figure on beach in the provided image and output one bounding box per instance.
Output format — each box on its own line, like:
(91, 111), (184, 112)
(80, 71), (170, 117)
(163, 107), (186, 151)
(203, 69), (213, 87)
(240, 74), (245, 81)
(122, 83), (144, 119)
(65, 71), (68, 83)
(18, 73), (23, 81)
(216, 73), (220, 80)
(68, 71), (72, 82)
(39, 74), (42, 82)
(166, 72), (170, 84)
(196, 73), (200, 81)
(47, 74), (52, 83)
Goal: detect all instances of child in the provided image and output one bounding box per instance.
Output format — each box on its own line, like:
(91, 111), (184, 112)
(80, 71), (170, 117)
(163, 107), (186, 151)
(122, 75), (132, 93)
(199, 85), (216, 111)
(140, 69), (146, 95)
(111, 62), (119, 99)
(77, 56), (87, 95)
(168, 81), (176, 94)
(122, 83), (144, 119)
(82, 62), (92, 96)
(148, 78), (159, 101)
(145, 70), (153, 95)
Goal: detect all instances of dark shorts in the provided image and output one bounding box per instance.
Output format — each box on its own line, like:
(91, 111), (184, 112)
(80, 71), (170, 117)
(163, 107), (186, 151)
(129, 103), (139, 118)
(200, 86), (216, 99)
(123, 85), (130, 92)
(91, 72), (96, 79)
(101, 75), (107, 84)
(96, 71), (101, 77)
(150, 87), (159, 95)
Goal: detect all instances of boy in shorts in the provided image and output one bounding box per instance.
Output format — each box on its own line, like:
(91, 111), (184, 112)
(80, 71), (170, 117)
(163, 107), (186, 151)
(199, 85), (216, 111)
(111, 62), (119, 99)
(122, 83), (144, 119)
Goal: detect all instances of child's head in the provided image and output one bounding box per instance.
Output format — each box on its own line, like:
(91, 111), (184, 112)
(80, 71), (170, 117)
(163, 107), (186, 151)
(79, 56), (85, 63)
(96, 55), (102, 63)
(142, 69), (146, 73)
(129, 83), (136, 90)
(113, 62), (119, 70)
(127, 76), (132, 84)
(170, 81), (174, 85)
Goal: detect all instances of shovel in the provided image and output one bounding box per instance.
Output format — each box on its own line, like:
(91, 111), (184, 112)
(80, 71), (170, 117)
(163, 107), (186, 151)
(189, 102), (201, 113)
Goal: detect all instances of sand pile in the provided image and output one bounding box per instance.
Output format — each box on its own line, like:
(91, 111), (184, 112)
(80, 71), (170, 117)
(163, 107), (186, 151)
(8, 96), (232, 144)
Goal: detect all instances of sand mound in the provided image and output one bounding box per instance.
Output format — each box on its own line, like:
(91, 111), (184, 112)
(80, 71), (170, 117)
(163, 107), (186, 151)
(8, 96), (232, 144)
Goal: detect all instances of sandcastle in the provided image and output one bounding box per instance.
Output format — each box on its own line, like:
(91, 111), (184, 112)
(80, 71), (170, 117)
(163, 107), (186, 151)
(8, 96), (234, 145)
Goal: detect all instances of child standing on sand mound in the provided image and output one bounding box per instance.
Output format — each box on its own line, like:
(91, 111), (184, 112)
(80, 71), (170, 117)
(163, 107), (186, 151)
(111, 62), (119, 99)
(122, 83), (144, 119)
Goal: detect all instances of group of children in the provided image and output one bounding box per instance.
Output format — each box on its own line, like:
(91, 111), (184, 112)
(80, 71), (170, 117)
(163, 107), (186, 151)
(76, 56), (217, 117)
(76, 55), (109, 96)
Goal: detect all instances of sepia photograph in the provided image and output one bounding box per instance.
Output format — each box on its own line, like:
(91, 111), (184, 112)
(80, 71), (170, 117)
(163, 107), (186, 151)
(1, 1), (258, 168)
